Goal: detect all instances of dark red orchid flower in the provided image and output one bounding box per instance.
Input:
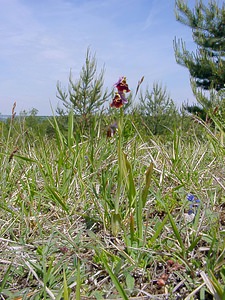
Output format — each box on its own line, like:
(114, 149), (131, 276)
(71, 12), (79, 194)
(110, 92), (123, 108)
(110, 76), (130, 108)
(114, 76), (130, 93)
(110, 91), (128, 108)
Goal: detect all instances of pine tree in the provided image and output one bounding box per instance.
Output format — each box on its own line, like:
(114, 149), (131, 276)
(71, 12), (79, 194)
(56, 48), (110, 135)
(174, 0), (225, 91)
(57, 48), (109, 118)
(139, 83), (178, 135)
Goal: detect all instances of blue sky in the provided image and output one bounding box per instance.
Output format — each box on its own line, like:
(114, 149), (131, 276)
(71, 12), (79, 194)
(1, 0), (200, 115)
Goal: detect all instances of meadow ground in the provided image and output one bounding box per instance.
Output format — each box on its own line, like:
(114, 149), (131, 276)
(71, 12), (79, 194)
(0, 113), (225, 300)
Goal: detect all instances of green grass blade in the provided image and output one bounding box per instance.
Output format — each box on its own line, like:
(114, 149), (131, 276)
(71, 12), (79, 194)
(76, 258), (81, 300)
(188, 235), (202, 252)
(123, 152), (136, 208)
(45, 185), (68, 212)
(129, 213), (135, 246)
(49, 113), (66, 150)
(13, 154), (37, 163)
(136, 163), (154, 246)
(141, 162), (154, 207)
(167, 210), (185, 255)
(209, 270), (224, 299)
(111, 212), (121, 237)
(0, 264), (12, 292)
(63, 269), (69, 300)
(148, 215), (168, 246)
(101, 254), (129, 300)
(201, 271), (222, 300)
(136, 191), (143, 246)
(67, 109), (74, 149)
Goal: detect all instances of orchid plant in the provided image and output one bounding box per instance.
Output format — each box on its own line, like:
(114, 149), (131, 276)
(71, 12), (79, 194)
(109, 76), (153, 243)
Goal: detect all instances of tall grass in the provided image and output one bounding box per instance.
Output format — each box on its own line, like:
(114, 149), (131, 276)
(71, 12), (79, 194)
(0, 106), (224, 299)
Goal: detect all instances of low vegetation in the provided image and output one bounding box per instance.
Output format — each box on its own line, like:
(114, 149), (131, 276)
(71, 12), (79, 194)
(0, 84), (224, 299)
